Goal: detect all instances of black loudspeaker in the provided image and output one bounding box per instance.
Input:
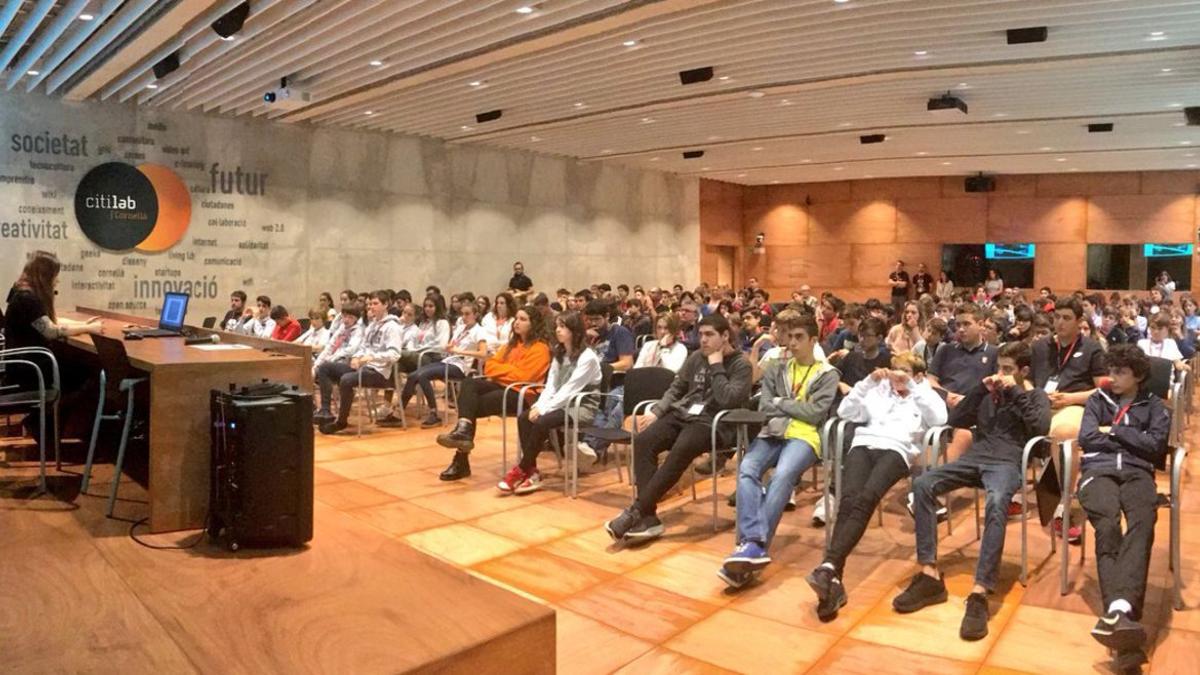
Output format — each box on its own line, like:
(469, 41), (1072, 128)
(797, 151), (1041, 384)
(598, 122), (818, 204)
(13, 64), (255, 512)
(476, 109), (502, 123)
(1185, 107), (1200, 127)
(208, 382), (313, 550)
(152, 51), (180, 79)
(859, 134), (886, 144)
(1007, 26), (1048, 44)
(678, 66), (714, 85)
(965, 175), (996, 193)
(212, 1), (251, 38)
(682, 150), (705, 159)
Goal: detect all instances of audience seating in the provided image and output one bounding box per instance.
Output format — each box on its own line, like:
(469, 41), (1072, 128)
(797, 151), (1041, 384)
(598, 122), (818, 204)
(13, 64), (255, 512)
(570, 366), (675, 492)
(201, 317), (217, 329)
(0, 346), (59, 493)
(81, 334), (148, 517)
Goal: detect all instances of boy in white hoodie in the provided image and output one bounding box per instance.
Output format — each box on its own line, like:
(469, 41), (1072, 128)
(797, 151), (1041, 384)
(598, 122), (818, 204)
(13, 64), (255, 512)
(807, 351), (948, 620)
(317, 291), (405, 434)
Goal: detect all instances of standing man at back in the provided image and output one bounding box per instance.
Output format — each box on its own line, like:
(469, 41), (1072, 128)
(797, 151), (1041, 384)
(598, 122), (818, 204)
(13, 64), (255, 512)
(508, 261), (533, 292)
(889, 260), (910, 314)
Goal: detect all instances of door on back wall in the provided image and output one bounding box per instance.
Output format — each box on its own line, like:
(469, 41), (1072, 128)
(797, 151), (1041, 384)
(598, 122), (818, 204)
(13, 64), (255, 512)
(714, 245), (735, 287)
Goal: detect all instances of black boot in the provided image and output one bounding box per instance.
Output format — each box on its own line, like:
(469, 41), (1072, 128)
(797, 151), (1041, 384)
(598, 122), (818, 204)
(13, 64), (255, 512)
(436, 419), (475, 451)
(439, 451), (471, 481)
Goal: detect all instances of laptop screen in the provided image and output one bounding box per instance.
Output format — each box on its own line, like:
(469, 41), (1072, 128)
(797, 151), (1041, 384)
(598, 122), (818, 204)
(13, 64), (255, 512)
(159, 292), (190, 331)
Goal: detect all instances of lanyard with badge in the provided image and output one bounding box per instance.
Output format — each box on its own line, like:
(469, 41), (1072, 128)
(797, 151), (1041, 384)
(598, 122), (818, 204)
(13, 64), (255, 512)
(1112, 401), (1133, 426)
(790, 359), (815, 400)
(688, 355), (717, 416)
(1044, 335), (1079, 393)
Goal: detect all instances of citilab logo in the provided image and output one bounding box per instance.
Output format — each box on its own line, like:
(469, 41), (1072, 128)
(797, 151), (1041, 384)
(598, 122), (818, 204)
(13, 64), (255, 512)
(74, 162), (191, 252)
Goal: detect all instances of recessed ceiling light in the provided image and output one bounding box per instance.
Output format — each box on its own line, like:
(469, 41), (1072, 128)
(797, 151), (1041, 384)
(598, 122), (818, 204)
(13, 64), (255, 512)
(718, 75), (730, 81)
(1185, 153), (1196, 157)
(1148, 31), (1166, 40)
(468, 80), (485, 87)
(1174, 122), (1186, 127)
(460, 125), (472, 131)
(737, 173), (748, 177)
(516, 6), (535, 14)
(780, 99), (792, 106)
(834, 0), (850, 3)
(622, 40), (638, 47)
(1055, 157), (1067, 162)
(1161, 68), (1173, 73)
(993, 112), (1008, 117)
(79, 13), (94, 21)
(1188, 164), (1198, 168)
(1181, 141), (1194, 145)
(701, 166), (711, 171)
(649, 157), (661, 161)
(640, 117), (655, 123)
(364, 110), (373, 115)
(26, 70), (38, 76)
(573, 102), (586, 108)
(941, 161), (953, 165)
(914, 50), (928, 56)
(748, 91), (765, 98)
(771, 180), (780, 184)
(369, 60), (384, 67)
(1039, 146), (1053, 151)
(915, 151), (928, 156)
(707, 135), (722, 141)
(864, 174), (874, 178)
(600, 149), (613, 154)
(837, 122), (852, 127)
(833, 166), (844, 171)
(1168, 102), (1184, 108)
(1016, 129), (1032, 135)
(957, 82), (969, 88)
(751, 146), (764, 151)
(146, 84), (158, 89)
(530, 135), (541, 141)
(1069, 168), (1080, 172)
(800, 159), (812, 163)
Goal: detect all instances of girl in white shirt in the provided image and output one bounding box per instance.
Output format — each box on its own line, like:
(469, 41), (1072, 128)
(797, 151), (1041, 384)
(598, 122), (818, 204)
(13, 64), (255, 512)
(499, 312), (602, 494)
(296, 309), (331, 351)
(634, 314), (688, 372)
(400, 303), (488, 428)
(885, 302), (923, 355)
(480, 292), (516, 354)
(1138, 315), (1184, 362)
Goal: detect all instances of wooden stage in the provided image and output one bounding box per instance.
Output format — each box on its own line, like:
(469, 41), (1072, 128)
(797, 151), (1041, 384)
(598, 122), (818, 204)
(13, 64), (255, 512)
(3, 395), (1199, 673)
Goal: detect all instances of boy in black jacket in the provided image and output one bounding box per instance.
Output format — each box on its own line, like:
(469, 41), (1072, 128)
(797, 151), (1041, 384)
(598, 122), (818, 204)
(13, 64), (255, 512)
(1077, 344), (1171, 673)
(893, 341), (1051, 641)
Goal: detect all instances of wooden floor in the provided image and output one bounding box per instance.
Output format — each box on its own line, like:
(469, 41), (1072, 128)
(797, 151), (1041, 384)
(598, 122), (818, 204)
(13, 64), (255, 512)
(4, 403), (1200, 674)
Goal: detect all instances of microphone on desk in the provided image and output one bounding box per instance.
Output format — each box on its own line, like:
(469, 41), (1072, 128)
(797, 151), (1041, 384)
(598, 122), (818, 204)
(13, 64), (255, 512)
(185, 334), (221, 346)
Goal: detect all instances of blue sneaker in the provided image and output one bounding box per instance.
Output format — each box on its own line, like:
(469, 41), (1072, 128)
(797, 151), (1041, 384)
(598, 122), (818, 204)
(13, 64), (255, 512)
(723, 541), (771, 575)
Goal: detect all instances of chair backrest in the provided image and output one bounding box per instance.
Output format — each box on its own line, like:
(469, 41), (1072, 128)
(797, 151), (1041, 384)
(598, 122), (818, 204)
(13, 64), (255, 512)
(621, 366), (676, 415)
(1146, 356), (1173, 399)
(201, 316), (217, 329)
(91, 333), (135, 395)
(299, 318), (311, 332)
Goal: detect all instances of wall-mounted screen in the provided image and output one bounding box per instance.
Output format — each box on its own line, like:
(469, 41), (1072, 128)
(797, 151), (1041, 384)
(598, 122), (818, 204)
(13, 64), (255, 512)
(942, 243), (1035, 290)
(1087, 243), (1192, 291)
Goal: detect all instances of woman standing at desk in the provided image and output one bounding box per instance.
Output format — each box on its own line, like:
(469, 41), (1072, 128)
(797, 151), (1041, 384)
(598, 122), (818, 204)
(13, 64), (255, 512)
(3, 251), (102, 442)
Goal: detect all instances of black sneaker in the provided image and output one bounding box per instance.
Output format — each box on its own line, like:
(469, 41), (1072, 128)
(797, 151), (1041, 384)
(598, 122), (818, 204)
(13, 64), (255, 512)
(318, 420), (348, 435)
(625, 514), (664, 542)
(1091, 610), (1146, 652)
(806, 566), (834, 602)
(604, 506), (642, 541)
(807, 566), (847, 621)
(313, 411), (334, 426)
(420, 412), (442, 429)
(892, 572), (948, 614)
(1114, 648), (1148, 674)
(717, 567), (755, 590)
(377, 413), (405, 428)
(960, 592), (990, 641)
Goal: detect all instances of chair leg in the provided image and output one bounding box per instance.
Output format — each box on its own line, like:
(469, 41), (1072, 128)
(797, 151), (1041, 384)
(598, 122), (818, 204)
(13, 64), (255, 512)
(106, 390), (136, 518)
(35, 402), (47, 493)
(53, 399), (61, 471)
(82, 372), (107, 493)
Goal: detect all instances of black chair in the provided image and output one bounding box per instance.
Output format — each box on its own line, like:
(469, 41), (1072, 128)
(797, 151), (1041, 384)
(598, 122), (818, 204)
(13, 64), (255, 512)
(82, 334), (147, 517)
(0, 346), (61, 493)
(1147, 356), (1173, 399)
(201, 317), (217, 329)
(298, 318), (311, 332)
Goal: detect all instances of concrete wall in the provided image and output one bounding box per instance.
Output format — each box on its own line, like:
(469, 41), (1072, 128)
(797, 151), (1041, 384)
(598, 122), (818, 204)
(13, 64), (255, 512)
(0, 91), (699, 320)
(700, 174), (1200, 302)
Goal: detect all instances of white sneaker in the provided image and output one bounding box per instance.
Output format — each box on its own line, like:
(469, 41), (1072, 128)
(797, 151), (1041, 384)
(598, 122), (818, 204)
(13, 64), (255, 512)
(577, 441), (598, 460)
(811, 498), (836, 526)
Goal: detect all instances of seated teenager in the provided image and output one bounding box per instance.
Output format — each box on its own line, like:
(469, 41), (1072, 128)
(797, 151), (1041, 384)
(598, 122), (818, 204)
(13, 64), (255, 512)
(396, 303), (488, 428)
(222, 291), (247, 331)
(480, 292), (516, 354)
(296, 309), (331, 351)
(741, 309), (774, 355)
(885, 302), (923, 355)
(633, 314), (688, 372)
(498, 313), (603, 494)
(718, 315), (839, 588)
(311, 305), (363, 381)
(604, 313), (752, 543)
(576, 300), (636, 460)
(315, 291), (405, 434)
(1077, 344), (1171, 673)
(1167, 309), (1195, 360)
(893, 341), (1050, 641)
(817, 296), (843, 346)
(1137, 314), (1185, 363)
(437, 306), (552, 481)
(270, 305), (302, 342)
(825, 303), (864, 355)
(375, 294), (451, 426)
(836, 317), (892, 395)
(806, 352), (947, 619)
(236, 295), (276, 338)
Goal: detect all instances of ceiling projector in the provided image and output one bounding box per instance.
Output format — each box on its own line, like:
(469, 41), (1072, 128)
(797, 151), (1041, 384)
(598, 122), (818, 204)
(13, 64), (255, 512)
(263, 77), (313, 110)
(927, 93), (968, 116)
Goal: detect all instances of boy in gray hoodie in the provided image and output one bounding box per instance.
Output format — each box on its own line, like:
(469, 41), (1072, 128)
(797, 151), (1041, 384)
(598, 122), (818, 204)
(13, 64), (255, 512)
(318, 290), (405, 435)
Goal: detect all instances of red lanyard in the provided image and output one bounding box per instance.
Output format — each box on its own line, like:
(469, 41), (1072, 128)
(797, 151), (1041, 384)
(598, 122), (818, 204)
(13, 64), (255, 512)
(1055, 335), (1079, 373)
(1112, 402), (1133, 426)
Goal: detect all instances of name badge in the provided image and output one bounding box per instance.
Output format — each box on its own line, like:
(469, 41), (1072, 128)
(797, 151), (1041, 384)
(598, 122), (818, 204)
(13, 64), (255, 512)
(688, 403), (706, 416)
(1044, 377), (1059, 393)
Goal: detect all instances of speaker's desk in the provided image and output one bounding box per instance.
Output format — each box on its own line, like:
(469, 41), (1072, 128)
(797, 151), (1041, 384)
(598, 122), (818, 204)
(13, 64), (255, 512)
(65, 307), (311, 533)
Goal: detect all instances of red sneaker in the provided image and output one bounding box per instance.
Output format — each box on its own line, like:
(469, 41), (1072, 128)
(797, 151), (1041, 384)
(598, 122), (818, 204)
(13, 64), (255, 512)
(1007, 501), (1024, 518)
(1053, 516), (1082, 544)
(513, 470), (543, 495)
(498, 465), (527, 493)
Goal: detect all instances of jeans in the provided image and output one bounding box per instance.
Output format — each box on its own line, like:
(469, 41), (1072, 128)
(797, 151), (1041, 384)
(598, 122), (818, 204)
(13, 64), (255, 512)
(517, 408), (568, 471)
(913, 453), (1022, 591)
(402, 362), (465, 411)
(825, 447), (911, 576)
(316, 362), (392, 424)
(583, 385), (623, 451)
(736, 436), (819, 547)
(632, 410), (735, 516)
(1078, 467), (1158, 621)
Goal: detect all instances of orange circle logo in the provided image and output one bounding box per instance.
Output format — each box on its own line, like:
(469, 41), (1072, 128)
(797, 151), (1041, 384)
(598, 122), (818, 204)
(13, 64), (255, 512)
(74, 162), (191, 252)
(135, 163), (191, 252)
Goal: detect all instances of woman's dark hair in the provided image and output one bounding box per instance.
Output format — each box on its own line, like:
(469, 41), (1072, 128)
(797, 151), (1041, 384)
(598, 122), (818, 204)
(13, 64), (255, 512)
(340, 289), (356, 301)
(1105, 343), (1150, 382)
(553, 312), (588, 362)
(494, 292), (515, 318)
(475, 294), (491, 317)
(1014, 305), (1035, 324)
(318, 292), (334, 310)
(508, 304), (550, 351)
(396, 289), (413, 304)
(421, 293), (447, 323)
(16, 250), (61, 322)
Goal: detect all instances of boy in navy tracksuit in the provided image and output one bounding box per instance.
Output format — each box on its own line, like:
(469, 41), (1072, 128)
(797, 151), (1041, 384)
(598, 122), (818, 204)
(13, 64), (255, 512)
(1077, 343), (1171, 673)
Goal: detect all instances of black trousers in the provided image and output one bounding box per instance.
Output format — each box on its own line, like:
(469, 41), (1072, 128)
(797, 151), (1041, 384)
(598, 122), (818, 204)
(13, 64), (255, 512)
(1078, 466), (1158, 621)
(632, 409), (735, 515)
(457, 378), (522, 424)
(316, 362), (392, 423)
(517, 408), (567, 471)
(825, 446), (911, 577)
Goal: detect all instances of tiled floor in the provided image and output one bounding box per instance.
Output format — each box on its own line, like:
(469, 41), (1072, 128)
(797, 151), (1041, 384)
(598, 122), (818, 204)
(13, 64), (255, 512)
(5, 405), (1200, 673)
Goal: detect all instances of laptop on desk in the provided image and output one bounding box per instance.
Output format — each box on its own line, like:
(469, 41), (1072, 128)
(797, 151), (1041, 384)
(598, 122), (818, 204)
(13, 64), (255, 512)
(125, 292), (190, 338)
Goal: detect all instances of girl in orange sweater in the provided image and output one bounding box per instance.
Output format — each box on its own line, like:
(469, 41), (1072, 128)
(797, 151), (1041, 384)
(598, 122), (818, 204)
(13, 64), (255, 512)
(437, 305), (551, 481)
